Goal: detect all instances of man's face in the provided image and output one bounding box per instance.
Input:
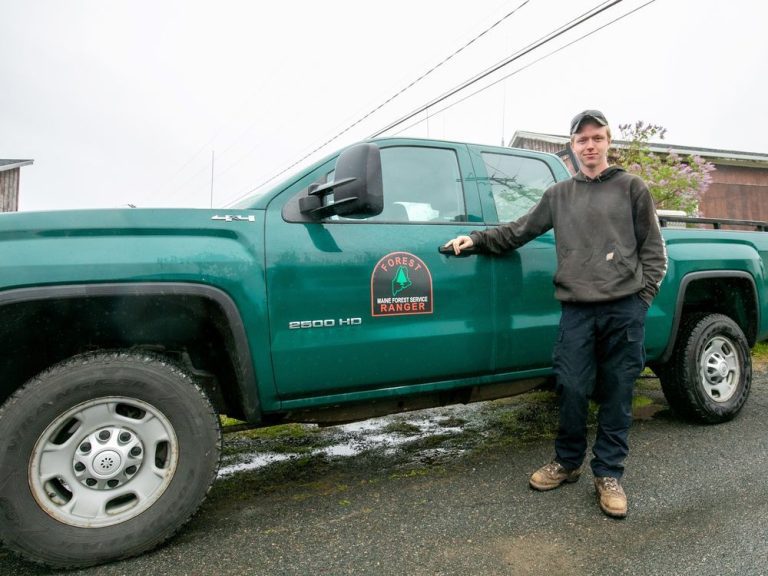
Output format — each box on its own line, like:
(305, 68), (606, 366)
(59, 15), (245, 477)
(571, 122), (611, 174)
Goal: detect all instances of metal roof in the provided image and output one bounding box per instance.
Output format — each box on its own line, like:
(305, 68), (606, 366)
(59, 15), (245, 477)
(0, 159), (34, 172)
(510, 131), (768, 167)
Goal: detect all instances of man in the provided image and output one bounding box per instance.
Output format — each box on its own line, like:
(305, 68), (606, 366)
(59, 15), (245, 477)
(444, 110), (667, 518)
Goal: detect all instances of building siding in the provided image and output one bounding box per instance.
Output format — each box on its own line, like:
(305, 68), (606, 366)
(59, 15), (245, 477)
(0, 168), (20, 212)
(699, 164), (768, 222)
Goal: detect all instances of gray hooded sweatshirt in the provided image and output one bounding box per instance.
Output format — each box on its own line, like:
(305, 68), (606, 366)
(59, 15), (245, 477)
(470, 166), (668, 305)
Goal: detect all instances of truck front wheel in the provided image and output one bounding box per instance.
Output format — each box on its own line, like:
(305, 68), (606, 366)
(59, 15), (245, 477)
(659, 313), (751, 423)
(0, 351), (221, 569)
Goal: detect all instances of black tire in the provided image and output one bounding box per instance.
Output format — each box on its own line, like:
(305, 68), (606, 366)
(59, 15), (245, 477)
(651, 360), (689, 417)
(0, 351), (221, 569)
(658, 313), (751, 423)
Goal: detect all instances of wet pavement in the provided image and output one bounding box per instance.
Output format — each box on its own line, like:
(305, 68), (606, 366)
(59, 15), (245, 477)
(3, 369), (768, 575)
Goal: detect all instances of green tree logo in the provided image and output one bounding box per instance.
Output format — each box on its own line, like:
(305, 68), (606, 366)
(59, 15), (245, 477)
(392, 266), (412, 296)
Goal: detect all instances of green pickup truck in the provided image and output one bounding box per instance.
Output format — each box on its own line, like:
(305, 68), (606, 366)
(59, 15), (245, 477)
(0, 138), (764, 568)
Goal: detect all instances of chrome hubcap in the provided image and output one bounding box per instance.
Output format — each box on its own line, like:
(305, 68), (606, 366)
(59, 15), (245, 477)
(699, 336), (740, 403)
(29, 397), (178, 528)
(73, 426), (145, 490)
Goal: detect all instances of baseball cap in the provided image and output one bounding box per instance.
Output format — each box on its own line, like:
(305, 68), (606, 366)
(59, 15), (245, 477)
(570, 110), (608, 135)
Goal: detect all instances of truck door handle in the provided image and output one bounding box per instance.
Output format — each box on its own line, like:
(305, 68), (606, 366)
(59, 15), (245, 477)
(438, 245), (478, 257)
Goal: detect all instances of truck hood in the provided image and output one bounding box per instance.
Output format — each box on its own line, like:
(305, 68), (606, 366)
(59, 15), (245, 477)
(0, 208), (265, 291)
(0, 207), (262, 236)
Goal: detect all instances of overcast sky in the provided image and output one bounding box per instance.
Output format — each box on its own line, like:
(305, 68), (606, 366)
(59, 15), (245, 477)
(2, 0), (766, 212)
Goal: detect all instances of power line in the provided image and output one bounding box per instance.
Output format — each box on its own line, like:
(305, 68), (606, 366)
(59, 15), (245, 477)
(152, 110), (248, 203)
(154, 139), (218, 200)
(313, 0), (533, 147)
(390, 0), (657, 137)
(153, 50), (313, 204)
(228, 0), (534, 204)
(370, 0), (623, 138)
(230, 0), (655, 206)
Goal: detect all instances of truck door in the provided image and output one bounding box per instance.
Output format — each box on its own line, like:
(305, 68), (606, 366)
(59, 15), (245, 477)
(265, 141), (495, 403)
(468, 146), (566, 373)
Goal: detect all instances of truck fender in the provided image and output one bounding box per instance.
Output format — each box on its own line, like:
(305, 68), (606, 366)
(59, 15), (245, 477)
(0, 282), (261, 421)
(660, 270), (759, 363)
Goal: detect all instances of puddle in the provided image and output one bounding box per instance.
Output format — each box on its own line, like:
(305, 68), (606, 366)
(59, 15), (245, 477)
(217, 384), (667, 479)
(218, 453), (294, 476)
(218, 402), (490, 478)
(320, 444), (361, 457)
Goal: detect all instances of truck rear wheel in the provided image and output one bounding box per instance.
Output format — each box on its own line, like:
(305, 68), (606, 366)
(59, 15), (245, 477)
(658, 313), (751, 423)
(0, 351), (221, 569)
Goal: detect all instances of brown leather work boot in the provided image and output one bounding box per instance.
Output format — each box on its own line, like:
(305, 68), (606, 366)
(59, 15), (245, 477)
(529, 460), (582, 491)
(594, 476), (628, 518)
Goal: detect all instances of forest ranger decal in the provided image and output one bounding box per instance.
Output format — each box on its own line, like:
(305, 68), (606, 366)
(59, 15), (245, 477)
(371, 252), (433, 317)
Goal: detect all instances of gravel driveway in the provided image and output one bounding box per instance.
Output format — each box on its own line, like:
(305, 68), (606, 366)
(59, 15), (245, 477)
(3, 366), (768, 575)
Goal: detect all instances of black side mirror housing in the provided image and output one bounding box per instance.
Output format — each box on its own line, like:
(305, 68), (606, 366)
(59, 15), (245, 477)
(299, 143), (383, 219)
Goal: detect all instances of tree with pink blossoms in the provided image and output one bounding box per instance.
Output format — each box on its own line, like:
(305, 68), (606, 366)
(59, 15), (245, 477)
(611, 121), (715, 215)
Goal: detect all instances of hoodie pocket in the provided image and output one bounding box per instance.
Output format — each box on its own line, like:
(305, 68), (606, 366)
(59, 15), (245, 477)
(554, 248), (592, 287)
(613, 243), (640, 278)
(599, 243), (643, 292)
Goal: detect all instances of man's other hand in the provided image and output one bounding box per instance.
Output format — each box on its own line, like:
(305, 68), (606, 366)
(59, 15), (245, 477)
(444, 235), (474, 255)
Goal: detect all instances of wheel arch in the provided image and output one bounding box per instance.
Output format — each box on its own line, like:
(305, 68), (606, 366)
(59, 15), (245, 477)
(659, 270), (759, 363)
(0, 350), (222, 568)
(0, 282), (261, 422)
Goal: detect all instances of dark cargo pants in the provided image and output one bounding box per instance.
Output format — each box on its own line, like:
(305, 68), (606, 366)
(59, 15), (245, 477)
(552, 293), (648, 478)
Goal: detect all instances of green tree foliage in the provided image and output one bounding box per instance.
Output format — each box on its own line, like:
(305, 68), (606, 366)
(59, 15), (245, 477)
(611, 121), (715, 215)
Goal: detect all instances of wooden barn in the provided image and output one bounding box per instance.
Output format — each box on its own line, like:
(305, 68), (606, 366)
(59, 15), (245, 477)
(0, 159), (33, 213)
(510, 131), (768, 222)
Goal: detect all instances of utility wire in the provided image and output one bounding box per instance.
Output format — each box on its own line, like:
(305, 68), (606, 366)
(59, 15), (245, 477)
(390, 0), (656, 138)
(370, 0), (623, 138)
(349, 0), (531, 139)
(231, 0), (652, 206)
(230, 0), (533, 203)
(153, 49), (309, 204)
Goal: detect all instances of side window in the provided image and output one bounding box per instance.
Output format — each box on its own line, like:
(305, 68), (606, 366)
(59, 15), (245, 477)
(481, 153), (556, 222)
(372, 146), (466, 223)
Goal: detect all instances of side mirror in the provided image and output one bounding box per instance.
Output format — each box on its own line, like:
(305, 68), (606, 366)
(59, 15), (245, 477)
(299, 143), (383, 219)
